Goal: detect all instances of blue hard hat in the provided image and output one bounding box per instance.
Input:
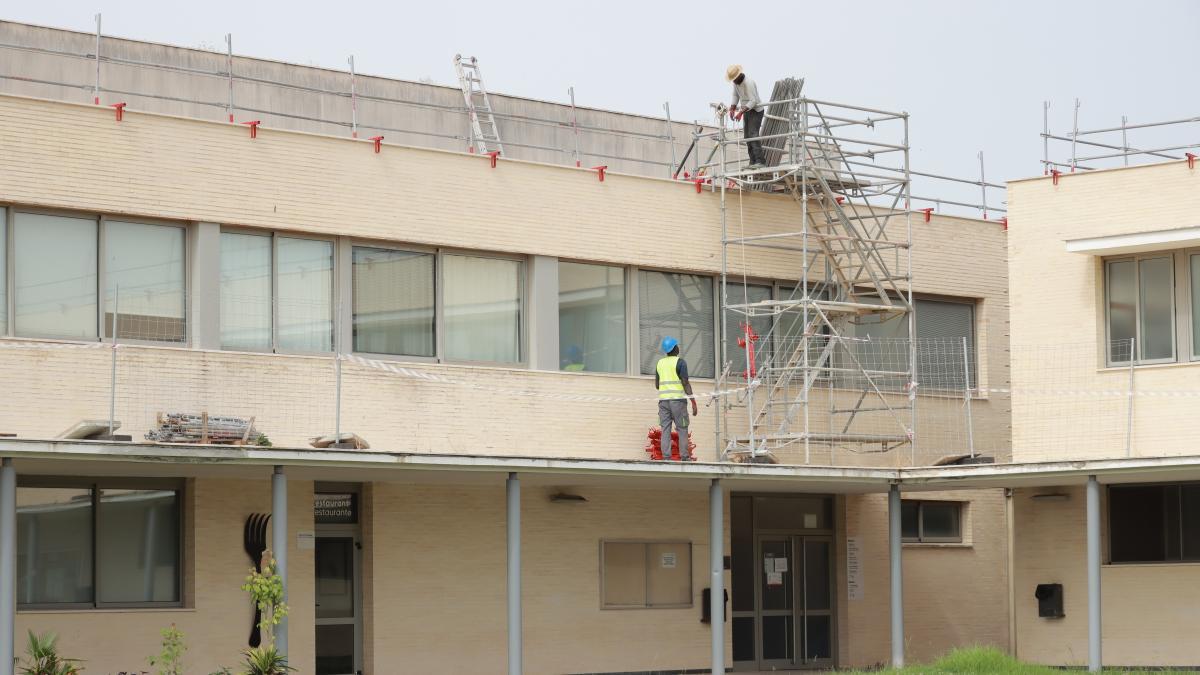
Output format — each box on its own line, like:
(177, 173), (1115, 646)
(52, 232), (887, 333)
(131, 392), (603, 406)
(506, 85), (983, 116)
(661, 336), (679, 354)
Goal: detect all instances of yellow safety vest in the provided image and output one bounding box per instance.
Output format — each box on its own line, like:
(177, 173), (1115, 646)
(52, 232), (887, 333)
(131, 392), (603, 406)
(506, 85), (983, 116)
(656, 356), (686, 400)
(564, 363), (585, 372)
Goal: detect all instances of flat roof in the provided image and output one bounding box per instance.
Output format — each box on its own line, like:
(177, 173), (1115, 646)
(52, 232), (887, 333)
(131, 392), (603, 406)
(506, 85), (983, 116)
(3, 438), (1200, 493)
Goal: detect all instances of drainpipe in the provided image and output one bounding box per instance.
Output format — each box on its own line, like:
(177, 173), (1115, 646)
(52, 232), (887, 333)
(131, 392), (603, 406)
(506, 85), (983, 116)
(272, 466), (288, 655)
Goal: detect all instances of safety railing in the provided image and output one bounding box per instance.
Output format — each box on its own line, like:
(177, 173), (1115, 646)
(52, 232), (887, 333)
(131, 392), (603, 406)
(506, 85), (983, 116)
(1041, 98), (1200, 173)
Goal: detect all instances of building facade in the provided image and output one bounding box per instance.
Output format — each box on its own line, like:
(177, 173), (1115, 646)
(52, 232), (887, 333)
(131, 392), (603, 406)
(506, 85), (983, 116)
(1007, 161), (1200, 668)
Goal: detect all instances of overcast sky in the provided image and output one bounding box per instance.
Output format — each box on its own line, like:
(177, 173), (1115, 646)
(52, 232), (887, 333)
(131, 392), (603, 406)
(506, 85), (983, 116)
(6, 0), (1199, 211)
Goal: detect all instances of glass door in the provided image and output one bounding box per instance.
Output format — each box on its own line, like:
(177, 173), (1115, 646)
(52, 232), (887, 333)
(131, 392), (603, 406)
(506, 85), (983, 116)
(315, 535), (360, 675)
(754, 536), (834, 670)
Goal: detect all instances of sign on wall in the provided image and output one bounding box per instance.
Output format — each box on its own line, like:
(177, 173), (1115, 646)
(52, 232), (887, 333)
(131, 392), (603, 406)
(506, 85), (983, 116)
(847, 536), (863, 601)
(314, 492), (358, 524)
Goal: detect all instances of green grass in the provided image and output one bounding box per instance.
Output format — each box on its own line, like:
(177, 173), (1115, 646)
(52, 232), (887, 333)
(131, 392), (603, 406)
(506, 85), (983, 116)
(838, 646), (1200, 674)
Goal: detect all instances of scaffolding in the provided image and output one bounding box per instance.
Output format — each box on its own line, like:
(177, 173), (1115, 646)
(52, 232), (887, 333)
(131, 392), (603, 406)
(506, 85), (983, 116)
(707, 83), (916, 464)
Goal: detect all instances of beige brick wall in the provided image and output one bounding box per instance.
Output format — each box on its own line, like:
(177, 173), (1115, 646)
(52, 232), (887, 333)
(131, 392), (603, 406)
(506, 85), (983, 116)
(1007, 163), (1200, 461)
(1012, 485), (1200, 667)
(15, 477), (315, 674)
(840, 490), (1010, 667)
(364, 481), (730, 675)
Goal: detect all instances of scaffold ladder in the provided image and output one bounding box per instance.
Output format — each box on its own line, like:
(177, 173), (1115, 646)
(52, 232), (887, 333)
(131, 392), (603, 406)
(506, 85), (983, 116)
(454, 54), (504, 156)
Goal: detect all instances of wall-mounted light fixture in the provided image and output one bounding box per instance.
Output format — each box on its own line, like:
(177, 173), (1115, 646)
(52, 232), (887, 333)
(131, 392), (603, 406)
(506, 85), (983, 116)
(1031, 492), (1070, 502)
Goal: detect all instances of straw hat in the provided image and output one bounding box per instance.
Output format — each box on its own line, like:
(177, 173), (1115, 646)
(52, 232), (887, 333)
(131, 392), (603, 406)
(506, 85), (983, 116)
(726, 64), (743, 81)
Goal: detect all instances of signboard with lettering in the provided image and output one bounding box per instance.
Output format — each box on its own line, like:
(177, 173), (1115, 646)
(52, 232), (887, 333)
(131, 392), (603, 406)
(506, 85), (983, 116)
(314, 492), (357, 524)
(846, 536), (863, 600)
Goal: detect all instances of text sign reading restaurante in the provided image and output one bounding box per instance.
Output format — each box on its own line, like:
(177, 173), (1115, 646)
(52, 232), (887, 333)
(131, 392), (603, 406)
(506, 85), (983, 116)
(315, 493), (357, 524)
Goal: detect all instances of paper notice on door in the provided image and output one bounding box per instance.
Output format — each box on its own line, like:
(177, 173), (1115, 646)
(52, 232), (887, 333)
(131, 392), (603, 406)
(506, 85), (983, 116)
(296, 531), (315, 550)
(767, 571), (783, 587)
(847, 536), (864, 600)
(804, 513), (818, 529)
(773, 557), (788, 573)
(764, 556), (774, 574)
(661, 552), (677, 569)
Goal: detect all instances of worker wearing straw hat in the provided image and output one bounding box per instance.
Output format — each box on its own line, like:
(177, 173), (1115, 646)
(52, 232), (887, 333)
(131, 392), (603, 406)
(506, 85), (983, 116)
(726, 64), (766, 168)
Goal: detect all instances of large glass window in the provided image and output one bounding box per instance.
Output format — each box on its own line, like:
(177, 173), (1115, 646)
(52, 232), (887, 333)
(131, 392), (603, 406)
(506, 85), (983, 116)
(0, 208), (6, 335)
(17, 483), (181, 607)
(13, 213), (98, 339)
(843, 297), (976, 390)
(220, 232), (333, 352)
(352, 247), (435, 357)
(1193, 254), (1200, 359)
(220, 232), (272, 351)
(558, 262), (626, 373)
(104, 221), (186, 342)
(277, 237), (333, 352)
(443, 255), (522, 363)
(1106, 256), (1174, 364)
(1109, 483), (1200, 563)
(638, 270), (715, 378)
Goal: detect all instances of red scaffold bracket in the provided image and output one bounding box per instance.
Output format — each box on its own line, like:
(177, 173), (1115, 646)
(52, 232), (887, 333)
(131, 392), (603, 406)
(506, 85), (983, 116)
(919, 207), (934, 223)
(591, 165), (608, 182)
(486, 151), (501, 168)
(694, 178), (704, 194)
(1000, 216), (1009, 230)
(242, 120), (262, 139)
(1051, 169), (1062, 186)
(369, 135), (384, 153)
(736, 323), (760, 379)
(109, 102), (127, 122)
(1187, 153), (1197, 170)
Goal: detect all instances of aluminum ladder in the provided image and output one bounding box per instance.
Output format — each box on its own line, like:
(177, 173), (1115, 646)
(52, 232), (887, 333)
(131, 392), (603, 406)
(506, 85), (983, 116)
(453, 54), (504, 156)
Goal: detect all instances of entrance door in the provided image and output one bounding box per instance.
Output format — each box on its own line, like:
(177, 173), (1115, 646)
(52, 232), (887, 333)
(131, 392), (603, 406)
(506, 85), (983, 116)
(755, 536), (834, 670)
(315, 536), (360, 674)
(314, 488), (363, 675)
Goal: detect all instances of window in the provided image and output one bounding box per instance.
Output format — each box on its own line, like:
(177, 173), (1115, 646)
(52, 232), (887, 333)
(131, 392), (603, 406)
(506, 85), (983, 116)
(104, 221), (186, 342)
(1190, 255), (1200, 359)
(1109, 483), (1200, 563)
(219, 232), (333, 352)
(13, 212), (98, 339)
(558, 262), (626, 373)
(1105, 256), (1175, 364)
(724, 282), (772, 372)
(443, 254), (522, 363)
(639, 270), (715, 378)
(352, 247), (435, 357)
(17, 481), (182, 607)
(843, 297), (976, 390)
(0, 207), (6, 334)
(901, 500), (963, 543)
(601, 541), (692, 608)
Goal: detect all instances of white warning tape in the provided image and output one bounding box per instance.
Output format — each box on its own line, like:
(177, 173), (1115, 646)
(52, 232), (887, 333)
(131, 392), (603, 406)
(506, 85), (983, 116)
(341, 353), (759, 403)
(0, 340), (110, 350)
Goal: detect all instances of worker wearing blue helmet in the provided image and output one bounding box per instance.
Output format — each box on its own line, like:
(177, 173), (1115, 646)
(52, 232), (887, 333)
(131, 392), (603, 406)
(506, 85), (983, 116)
(654, 336), (698, 460)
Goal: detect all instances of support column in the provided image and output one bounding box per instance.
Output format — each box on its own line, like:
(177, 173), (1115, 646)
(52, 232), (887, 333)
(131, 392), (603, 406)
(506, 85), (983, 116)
(1086, 475), (1102, 672)
(0, 459), (15, 670)
(710, 478), (725, 675)
(271, 466), (288, 656)
(506, 472), (522, 675)
(888, 483), (904, 668)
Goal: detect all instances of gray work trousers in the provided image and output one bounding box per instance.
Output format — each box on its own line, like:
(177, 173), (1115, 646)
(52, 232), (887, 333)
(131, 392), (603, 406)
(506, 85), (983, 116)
(743, 107), (766, 165)
(658, 399), (692, 459)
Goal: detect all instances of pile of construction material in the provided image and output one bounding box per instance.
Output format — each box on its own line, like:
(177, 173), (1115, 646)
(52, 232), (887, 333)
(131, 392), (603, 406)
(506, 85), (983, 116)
(146, 412), (260, 445)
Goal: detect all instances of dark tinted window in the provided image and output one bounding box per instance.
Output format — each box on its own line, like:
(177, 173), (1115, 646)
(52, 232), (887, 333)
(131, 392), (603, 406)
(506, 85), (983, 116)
(1110, 484), (1200, 563)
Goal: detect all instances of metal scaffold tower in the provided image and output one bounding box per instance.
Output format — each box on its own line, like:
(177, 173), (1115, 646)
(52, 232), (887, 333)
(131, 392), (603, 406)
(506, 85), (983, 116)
(709, 80), (915, 464)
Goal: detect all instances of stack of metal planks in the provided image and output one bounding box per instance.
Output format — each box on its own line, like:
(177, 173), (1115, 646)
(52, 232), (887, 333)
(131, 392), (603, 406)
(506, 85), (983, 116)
(146, 412), (259, 445)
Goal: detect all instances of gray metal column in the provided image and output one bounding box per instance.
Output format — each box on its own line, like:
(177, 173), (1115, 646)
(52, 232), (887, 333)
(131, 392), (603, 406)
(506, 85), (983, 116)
(0, 459), (15, 670)
(888, 483), (905, 668)
(507, 472), (522, 675)
(710, 478), (725, 675)
(272, 466), (288, 655)
(1086, 475), (1102, 672)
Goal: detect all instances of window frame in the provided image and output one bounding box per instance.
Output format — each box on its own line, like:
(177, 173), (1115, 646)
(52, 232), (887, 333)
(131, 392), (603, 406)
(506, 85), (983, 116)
(219, 227), (336, 355)
(3, 207), (189, 347)
(437, 248), (527, 367)
(1106, 481), (1200, 565)
(1103, 252), (1179, 366)
(635, 266), (719, 380)
(599, 539), (693, 610)
(16, 476), (186, 611)
(556, 258), (629, 375)
(349, 242), (439, 363)
(900, 499), (964, 544)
